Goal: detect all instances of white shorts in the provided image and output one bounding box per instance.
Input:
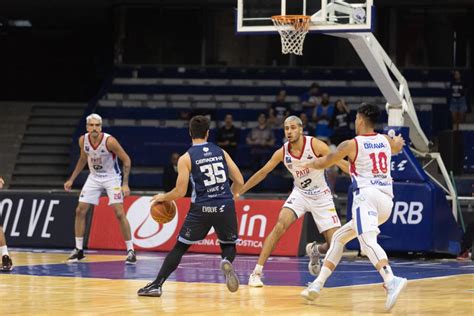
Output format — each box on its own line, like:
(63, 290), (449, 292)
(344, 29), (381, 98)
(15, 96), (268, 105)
(79, 176), (123, 206)
(351, 187), (393, 235)
(283, 188), (341, 233)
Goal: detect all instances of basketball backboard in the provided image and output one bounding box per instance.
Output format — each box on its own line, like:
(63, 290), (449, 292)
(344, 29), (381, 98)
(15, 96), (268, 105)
(236, 0), (373, 34)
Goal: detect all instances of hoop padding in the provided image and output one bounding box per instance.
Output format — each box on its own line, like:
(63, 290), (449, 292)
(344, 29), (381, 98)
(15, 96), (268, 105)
(271, 15), (311, 56)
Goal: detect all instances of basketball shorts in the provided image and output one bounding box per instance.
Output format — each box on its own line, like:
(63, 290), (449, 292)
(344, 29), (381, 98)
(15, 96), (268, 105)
(79, 176), (123, 206)
(178, 200), (238, 245)
(282, 188), (341, 233)
(351, 187), (393, 235)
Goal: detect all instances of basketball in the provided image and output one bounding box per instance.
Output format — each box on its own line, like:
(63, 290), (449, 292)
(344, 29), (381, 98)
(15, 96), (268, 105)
(150, 200), (177, 224)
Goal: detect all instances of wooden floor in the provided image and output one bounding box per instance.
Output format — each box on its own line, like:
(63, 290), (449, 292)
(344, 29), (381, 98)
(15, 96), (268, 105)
(1, 251), (473, 315)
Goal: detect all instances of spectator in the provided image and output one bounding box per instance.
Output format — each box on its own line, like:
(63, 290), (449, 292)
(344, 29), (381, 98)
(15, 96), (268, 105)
(246, 113), (275, 171)
(330, 99), (353, 145)
(449, 70), (468, 131)
(300, 112), (315, 136)
(163, 153), (191, 196)
(269, 89), (291, 128)
(216, 114), (240, 159)
(313, 93), (335, 142)
(300, 83), (321, 118)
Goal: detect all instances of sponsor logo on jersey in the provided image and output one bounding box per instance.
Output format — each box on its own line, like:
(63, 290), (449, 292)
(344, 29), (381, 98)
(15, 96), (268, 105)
(85, 146), (90, 152)
(306, 154), (313, 160)
(203, 147), (209, 152)
(285, 156), (291, 163)
(296, 168), (310, 178)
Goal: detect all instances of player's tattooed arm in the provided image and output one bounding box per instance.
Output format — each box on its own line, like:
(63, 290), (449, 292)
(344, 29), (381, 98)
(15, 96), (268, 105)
(311, 138), (349, 174)
(309, 140), (354, 170)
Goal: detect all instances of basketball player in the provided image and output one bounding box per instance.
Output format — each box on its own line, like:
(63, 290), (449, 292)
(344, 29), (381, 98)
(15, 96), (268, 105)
(237, 115), (349, 287)
(64, 114), (136, 264)
(300, 103), (407, 312)
(138, 115), (244, 297)
(0, 177), (13, 272)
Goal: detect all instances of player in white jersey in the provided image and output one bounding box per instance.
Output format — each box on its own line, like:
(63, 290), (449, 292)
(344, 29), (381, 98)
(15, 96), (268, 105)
(64, 114), (136, 264)
(300, 103), (407, 311)
(237, 116), (349, 287)
(0, 177), (13, 272)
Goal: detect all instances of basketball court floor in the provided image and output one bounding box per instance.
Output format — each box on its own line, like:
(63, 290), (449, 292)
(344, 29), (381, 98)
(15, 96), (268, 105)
(1, 248), (473, 314)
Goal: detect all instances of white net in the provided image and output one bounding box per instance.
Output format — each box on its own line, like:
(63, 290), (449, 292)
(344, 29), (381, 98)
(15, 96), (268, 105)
(271, 15), (311, 56)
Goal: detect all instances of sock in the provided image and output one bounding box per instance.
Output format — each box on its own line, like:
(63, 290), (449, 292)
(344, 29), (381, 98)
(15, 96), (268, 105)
(254, 264), (264, 274)
(220, 243), (236, 262)
(315, 266), (333, 287)
(125, 240), (134, 251)
(379, 265), (394, 283)
(75, 237), (84, 250)
(154, 241), (190, 286)
(0, 245), (8, 256)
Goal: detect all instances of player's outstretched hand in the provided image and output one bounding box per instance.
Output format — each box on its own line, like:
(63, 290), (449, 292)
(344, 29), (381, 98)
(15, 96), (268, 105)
(64, 179), (73, 192)
(393, 134), (405, 147)
(122, 184), (131, 197)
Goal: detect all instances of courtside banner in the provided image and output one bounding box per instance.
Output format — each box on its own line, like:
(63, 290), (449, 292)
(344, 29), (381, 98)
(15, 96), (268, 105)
(0, 192), (76, 248)
(88, 196), (305, 256)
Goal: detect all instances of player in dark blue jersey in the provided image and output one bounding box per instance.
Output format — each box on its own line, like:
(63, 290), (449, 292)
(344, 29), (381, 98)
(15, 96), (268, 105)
(138, 115), (244, 297)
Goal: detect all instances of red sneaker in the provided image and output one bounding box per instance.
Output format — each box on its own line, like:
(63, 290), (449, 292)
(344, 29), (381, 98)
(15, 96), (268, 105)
(456, 250), (470, 261)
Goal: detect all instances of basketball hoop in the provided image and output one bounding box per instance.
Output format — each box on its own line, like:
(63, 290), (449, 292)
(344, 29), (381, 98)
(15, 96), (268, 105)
(271, 15), (311, 56)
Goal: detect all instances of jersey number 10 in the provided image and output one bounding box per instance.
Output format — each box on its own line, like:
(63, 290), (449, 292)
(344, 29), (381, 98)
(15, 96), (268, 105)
(200, 162), (227, 186)
(369, 152), (388, 174)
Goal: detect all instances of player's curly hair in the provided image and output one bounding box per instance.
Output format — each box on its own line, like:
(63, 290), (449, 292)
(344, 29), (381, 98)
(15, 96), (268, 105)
(357, 103), (380, 127)
(189, 115), (210, 139)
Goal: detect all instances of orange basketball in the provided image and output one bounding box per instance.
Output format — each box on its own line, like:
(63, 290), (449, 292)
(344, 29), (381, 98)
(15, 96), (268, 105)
(150, 200), (177, 224)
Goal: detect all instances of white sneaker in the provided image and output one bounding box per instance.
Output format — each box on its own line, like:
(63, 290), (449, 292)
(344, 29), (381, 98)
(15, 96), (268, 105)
(300, 281), (322, 301)
(306, 242), (321, 276)
(385, 276), (407, 311)
(248, 272), (264, 287)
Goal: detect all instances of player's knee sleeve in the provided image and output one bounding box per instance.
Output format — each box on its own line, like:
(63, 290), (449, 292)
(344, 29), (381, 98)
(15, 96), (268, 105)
(220, 243), (236, 262)
(325, 224), (354, 266)
(357, 231), (388, 267)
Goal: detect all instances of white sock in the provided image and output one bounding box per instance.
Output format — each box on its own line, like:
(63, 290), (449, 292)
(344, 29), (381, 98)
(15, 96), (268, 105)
(254, 264), (263, 274)
(315, 266), (333, 287)
(379, 265), (394, 284)
(0, 245), (8, 256)
(125, 240), (134, 251)
(75, 237), (84, 250)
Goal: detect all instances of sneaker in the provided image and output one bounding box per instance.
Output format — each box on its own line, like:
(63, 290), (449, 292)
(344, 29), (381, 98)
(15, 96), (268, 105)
(1, 255), (13, 272)
(125, 250), (137, 265)
(137, 282), (162, 297)
(248, 271), (264, 287)
(67, 248), (85, 263)
(306, 242), (321, 276)
(385, 276), (407, 311)
(220, 259), (239, 292)
(456, 250), (470, 261)
(300, 281), (322, 301)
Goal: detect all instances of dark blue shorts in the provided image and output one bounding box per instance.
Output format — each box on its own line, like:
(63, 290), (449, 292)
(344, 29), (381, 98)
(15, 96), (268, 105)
(178, 200), (238, 245)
